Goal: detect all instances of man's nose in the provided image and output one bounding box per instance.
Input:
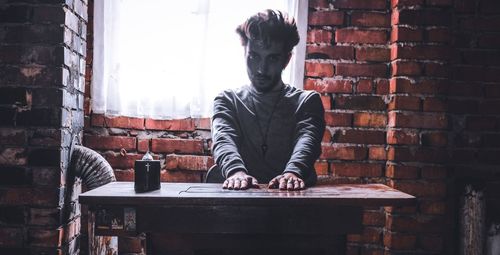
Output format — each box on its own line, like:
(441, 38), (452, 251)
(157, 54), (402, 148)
(257, 61), (268, 75)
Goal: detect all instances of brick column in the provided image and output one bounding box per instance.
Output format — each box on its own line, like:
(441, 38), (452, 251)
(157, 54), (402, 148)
(385, 0), (452, 253)
(0, 0), (87, 254)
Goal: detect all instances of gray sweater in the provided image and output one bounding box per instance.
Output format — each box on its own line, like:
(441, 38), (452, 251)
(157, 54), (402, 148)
(211, 84), (325, 186)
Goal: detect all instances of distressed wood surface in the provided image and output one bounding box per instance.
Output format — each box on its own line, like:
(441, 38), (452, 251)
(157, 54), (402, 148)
(79, 182), (415, 207)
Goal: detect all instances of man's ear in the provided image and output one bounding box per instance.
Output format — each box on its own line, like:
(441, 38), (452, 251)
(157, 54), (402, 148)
(283, 52), (292, 69)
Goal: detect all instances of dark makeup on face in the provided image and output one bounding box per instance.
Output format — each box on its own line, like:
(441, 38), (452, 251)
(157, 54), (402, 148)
(245, 40), (290, 93)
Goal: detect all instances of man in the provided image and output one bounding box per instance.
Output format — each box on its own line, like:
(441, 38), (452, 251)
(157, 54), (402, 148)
(211, 9), (325, 190)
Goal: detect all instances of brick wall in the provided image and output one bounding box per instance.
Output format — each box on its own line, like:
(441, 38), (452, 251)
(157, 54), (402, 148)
(0, 0), (88, 254)
(78, 0), (499, 254)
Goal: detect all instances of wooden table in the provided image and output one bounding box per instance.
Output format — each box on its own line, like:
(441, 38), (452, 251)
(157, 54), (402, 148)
(79, 182), (415, 255)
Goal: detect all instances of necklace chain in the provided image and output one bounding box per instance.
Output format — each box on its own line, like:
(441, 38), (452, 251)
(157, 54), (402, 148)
(249, 87), (284, 156)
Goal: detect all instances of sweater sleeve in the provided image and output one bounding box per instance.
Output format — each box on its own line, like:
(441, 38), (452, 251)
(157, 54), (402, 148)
(283, 92), (325, 184)
(211, 92), (247, 178)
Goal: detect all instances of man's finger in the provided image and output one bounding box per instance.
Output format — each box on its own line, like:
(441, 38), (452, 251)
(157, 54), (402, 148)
(222, 180), (229, 189)
(299, 179), (305, 189)
(268, 177), (278, 189)
(228, 179), (235, 190)
(240, 179), (248, 190)
(250, 177), (259, 188)
(234, 179), (241, 190)
(293, 179), (300, 190)
(279, 177), (287, 190)
(287, 179), (294, 190)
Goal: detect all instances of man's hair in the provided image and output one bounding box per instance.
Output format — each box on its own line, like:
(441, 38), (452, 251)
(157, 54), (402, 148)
(236, 9), (299, 53)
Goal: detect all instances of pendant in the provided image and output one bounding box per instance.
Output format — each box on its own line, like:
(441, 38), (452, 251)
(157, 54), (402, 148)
(261, 144), (268, 156)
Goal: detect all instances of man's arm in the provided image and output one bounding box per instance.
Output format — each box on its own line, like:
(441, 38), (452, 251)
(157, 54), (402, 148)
(212, 93), (259, 190)
(212, 93), (247, 178)
(269, 92), (325, 189)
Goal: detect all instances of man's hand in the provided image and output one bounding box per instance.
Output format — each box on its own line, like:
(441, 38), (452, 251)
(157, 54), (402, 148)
(222, 171), (259, 190)
(268, 172), (305, 190)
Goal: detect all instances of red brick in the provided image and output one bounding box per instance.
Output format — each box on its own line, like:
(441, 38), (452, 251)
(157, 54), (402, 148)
(386, 164), (419, 179)
(419, 234), (444, 251)
(388, 96), (421, 111)
(322, 129), (331, 142)
(383, 231), (417, 250)
(362, 227), (382, 243)
(363, 211), (385, 226)
(137, 138), (150, 153)
(114, 169), (134, 181)
(335, 96), (386, 110)
(421, 166), (447, 179)
(453, 66), (500, 82)
(420, 200), (446, 215)
(324, 112), (352, 126)
(391, 0), (424, 8)
(145, 118), (195, 131)
(83, 135), (136, 151)
(162, 170), (202, 183)
(351, 12), (390, 27)
(388, 146), (447, 163)
(165, 155), (214, 171)
(357, 79), (373, 93)
(305, 62), (334, 77)
(104, 152), (143, 169)
(315, 161), (329, 175)
(466, 116), (498, 131)
(478, 34), (500, 48)
(389, 180), (446, 197)
(356, 47), (390, 62)
(387, 129), (419, 145)
(424, 62), (449, 78)
(462, 50), (500, 66)
(426, 27), (451, 42)
(391, 26), (423, 42)
(388, 111), (448, 129)
(0, 128), (26, 146)
(376, 79), (390, 94)
(369, 146), (387, 160)
(421, 132), (447, 147)
(321, 95), (331, 110)
(333, 0), (387, 9)
(353, 112), (387, 127)
(336, 29), (387, 44)
(392, 9), (451, 26)
(321, 145), (367, 160)
(334, 129), (385, 144)
(336, 63), (387, 77)
(308, 11), (344, 25)
(390, 78), (448, 95)
(28, 228), (63, 247)
(426, 0), (452, 6)
(304, 78), (352, 93)
(309, 0), (329, 9)
(307, 29), (332, 44)
(152, 138), (204, 154)
(331, 162), (383, 177)
(307, 45), (354, 59)
(194, 118), (211, 130)
(91, 114), (144, 129)
(391, 60), (422, 76)
(0, 227), (23, 246)
(392, 45), (452, 61)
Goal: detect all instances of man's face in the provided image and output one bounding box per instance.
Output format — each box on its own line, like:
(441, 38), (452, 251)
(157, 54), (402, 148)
(245, 40), (290, 92)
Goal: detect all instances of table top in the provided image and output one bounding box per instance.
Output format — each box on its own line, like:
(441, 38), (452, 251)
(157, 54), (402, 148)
(79, 182), (415, 207)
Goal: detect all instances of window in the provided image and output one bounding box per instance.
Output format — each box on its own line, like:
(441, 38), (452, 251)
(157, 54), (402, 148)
(92, 0), (308, 119)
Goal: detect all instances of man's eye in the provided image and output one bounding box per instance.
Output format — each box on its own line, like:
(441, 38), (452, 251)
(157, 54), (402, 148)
(249, 53), (258, 60)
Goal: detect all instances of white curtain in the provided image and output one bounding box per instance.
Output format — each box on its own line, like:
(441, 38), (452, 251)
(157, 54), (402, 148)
(92, 0), (308, 119)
